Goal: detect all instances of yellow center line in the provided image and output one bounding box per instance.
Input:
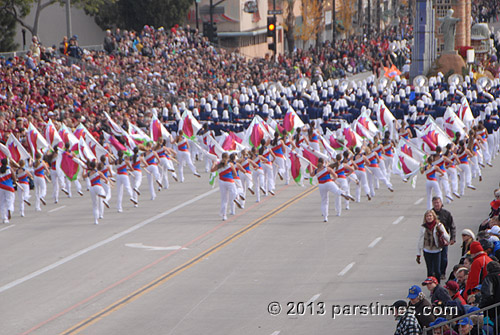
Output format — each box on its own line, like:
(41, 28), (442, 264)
(61, 185), (318, 335)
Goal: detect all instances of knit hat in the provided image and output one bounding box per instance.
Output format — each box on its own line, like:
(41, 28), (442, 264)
(470, 241), (484, 255)
(462, 229), (475, 240)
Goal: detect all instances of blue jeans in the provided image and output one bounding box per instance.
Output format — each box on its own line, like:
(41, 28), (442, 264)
(424, 251), (441, 280)
(440, 245), (448, 278)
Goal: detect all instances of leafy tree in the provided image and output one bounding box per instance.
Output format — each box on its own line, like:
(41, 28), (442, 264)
(338, 0), (354, 36)
(295, 0), (322, 46)
(0, 0), (105, 38)
(94, 0), (193, 32)
(283, 0), (295, 54)
(0, 12), (18, 51)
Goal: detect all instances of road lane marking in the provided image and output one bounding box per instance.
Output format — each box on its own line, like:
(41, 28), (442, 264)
(392, 216), (404, 225)
(0, 188), (219, 294)
(338, 262), (355, 276)
(125, 243), (188, 251)
(270, 332), (281, 335)
(60, 186), (318, 335)
(306, 294), (321, 305)
(22, 185), (292, 335)
(0, 225), (15, 233)
(48, 206), (66, 213)
(414, 198), (424, 205)
(368, 237), (382, 248)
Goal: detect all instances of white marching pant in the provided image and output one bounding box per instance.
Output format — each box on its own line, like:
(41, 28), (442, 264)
(437, 173), (452, 202)
(273, 156), (286, 183)
(354, 170), (371, 202)
(219, 180), (237, 217)
(383, 156), (394, 182)
(64, 178), (82, 197)
(470, 155), (481, 179)
(318, 181), (343, 219)
(17, 183), (30, 215)
(447, 167), (459, 194)
(262, 163), (275, 193)
(335, 178), (351, 212)
(146, 165), (161, 199)
(177, 151), (197, 182)
(51, 170), (64, 202)
(0, 189), (15, 221)
(116, 174), (133, 211)
(487, 136), (495, 164)
(240, 172), (253, 207)
(252, 169), (265, 202)
(90, 185), (105, 223)
(367, 166), (392, 196)
(426, 179), (442, 210)
(34, 176), (46, 211)
(132, 170), (142, 203)
(458, 163), (472, 195)
(481, 142), (491, 165)
(159, 157), (177, 189)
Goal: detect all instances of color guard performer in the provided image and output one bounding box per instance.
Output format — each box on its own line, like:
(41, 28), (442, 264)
(114, 150), (137, 212)
(33, 153), (49, 211)
(16, 160), (32, 217)
(0, 158), (16, 223)
(309, 158), (354, 222)
(175, 130), (201, 182)
(86, 161), (109, 225)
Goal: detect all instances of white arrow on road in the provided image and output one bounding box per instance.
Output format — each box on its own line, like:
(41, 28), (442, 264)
(125, 243), (188, 251)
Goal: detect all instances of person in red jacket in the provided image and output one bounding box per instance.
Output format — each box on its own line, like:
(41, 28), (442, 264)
(464, 241), (492, 300)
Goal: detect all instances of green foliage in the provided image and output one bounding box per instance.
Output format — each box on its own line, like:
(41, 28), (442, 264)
(0, 13), (18, 52)
(94, 0), (193, 31)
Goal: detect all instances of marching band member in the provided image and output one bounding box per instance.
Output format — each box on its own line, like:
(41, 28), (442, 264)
(250, 147), (265, 202)
(175, 130), (201, 182)
(382, 137), (395, 182)
(33, 153), (49, 211)
(156, 139), (178, 189)
(421, 156), (445, 210)
(238, 149), (256, 207)
(99, 155), (113, 209)
(468, 129), (483, 181)
(457, 139), (476, 196)
(365, 144), (393, 197)
(61, 142), (83, 198)
(334, 153), (355, 212)
(271, 133), (287, 183)
(353, 147), (372, 202)
(229, 152), (246, 207)
(0, 158), (16, 223)
(47, 148), (64, 203)
(259, 139), (276, 196)
(144, 142), (162, 200)
(309, 158), (354, 222)
(444, 143), (460, 199)
(211, 152), (241, 221)
(433, 146), (454, 203)
(16, 160), (32, 217)
(86, 161), (109, 225)
(131, 147), (146, 206)
(114, 150), (137, 212)
(308, 123), (321, 152)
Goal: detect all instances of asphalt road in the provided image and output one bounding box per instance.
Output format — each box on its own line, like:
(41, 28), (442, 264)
(1, 155), (498, 335)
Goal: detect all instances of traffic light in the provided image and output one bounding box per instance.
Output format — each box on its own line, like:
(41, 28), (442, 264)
(268, 41), (276, 52)
(203, 21), (212, 40)
(211, 22), (218, 43)
(267, 17), (276, 37)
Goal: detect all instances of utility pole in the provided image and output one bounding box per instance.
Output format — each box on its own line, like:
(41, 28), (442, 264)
(65, 0), (72, 38)
(367, 0), (371, 37)
(332, 0), (336, 42)
(195, 0), (200, 31)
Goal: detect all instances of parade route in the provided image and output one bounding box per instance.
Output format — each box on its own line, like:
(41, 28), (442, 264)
(1, 158), (497, 335)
